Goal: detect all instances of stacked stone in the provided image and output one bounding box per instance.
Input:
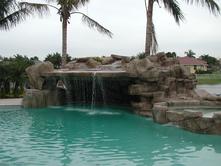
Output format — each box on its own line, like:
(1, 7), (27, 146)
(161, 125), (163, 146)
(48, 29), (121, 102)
(64, 54), (130, 71)
(22, 62), (63, 108)
(152, 101), (221, 135)
(126, 52), (197, 116)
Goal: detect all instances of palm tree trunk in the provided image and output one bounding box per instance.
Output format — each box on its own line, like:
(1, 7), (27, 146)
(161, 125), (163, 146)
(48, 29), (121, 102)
(145, 0), (154, 56)
(61, 17), (68, 68)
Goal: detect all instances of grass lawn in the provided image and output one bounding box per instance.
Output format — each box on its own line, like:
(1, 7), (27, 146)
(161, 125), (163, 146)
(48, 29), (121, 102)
(197, 74), (221, 85)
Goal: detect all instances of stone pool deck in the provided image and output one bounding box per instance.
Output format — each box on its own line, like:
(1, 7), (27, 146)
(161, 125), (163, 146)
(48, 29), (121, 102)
(0, 98), (22, 106)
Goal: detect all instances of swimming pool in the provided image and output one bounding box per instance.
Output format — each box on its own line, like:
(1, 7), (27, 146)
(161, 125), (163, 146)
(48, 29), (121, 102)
(0, 105), (221, 166)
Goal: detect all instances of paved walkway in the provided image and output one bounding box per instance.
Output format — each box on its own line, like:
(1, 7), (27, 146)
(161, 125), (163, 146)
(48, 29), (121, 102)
(0, 98), (22, 106)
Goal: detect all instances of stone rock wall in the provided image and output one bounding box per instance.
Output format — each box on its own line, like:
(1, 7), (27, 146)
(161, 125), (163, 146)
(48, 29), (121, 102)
(152, 101), (221, 135)
(23, 61), (64, 108)
(22, 88), (66, 108)
(22, 89), (49, 108)
(26, 61), (54, 90)
(64, 55), (130, 71)
(126, 52), (197, 116)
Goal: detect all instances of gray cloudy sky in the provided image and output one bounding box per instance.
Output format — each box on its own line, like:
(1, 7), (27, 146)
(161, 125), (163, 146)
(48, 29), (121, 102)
(1, 0), (221, 60)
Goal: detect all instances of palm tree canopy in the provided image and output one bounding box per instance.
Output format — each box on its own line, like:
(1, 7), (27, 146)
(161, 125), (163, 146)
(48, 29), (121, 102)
(18, 0), (112, 37)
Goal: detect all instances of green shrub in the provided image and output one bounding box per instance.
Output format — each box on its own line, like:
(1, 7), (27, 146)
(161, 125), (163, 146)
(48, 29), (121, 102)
(93, 57), (103, 63)
(136, 52), (146, 59)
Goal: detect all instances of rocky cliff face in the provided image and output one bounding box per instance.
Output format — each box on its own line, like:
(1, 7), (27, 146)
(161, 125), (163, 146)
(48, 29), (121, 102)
(25, 61), (54, 90)
(125, 52), (197, 116)
(23, 61), (56, 108)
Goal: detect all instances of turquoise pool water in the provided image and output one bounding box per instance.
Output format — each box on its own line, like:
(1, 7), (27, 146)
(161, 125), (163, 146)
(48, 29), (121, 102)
(0, 106), (221, 166)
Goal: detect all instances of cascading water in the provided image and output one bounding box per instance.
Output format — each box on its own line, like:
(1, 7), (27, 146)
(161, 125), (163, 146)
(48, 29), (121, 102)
(91, 72), (96, 109)
(97, 76), (106, 106)
(62, 78), (72, 105)
(43, 71), (133, 107)
(91, 72), (107, 109)
(71, 77), (89, 104)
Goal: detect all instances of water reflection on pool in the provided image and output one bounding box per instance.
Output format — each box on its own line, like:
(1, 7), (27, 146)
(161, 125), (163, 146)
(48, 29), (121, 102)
(0, 105), (221, 166)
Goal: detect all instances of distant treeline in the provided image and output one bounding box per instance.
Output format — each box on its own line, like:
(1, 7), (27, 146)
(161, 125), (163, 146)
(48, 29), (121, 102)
(0, 52), (72, 98)
(0, 55), (36, 98)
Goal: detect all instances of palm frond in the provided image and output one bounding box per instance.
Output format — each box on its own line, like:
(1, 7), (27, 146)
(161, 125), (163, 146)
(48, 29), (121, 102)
(151, 23), (158, 54)
(72, 12), (113, 38)
(19, 2), (50, 17)
(0, 2), (50, 30)
(185, 0), (220, 15)
(0, 0), (17, 18)
(0, 7), (28, 30)
(71, 0), (90, 8)
(162, 0), (185, 24)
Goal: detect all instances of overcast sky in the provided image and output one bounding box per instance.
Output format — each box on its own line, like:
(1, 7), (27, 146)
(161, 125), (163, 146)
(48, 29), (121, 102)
(0, 0), (221, 60)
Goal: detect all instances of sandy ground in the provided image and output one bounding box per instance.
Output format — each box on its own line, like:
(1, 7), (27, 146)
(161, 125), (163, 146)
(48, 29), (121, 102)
(0, 98), (22, 106)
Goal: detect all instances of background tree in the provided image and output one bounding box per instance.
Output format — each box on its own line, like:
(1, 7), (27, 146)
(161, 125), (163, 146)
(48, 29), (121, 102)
(45, 52), (71, 69)
(0, 54), (35, 98)
(166, 52), (177, 58)
(200, 54), (220, 72)
(30, 56), (40, 63)
(144, 0), (220, 57)
(184, 49), (196, 58)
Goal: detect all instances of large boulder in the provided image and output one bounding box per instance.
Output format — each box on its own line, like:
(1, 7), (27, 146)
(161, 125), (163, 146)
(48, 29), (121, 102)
(147, 52), (178, 67)
(76, 57), (90, 63)
(166, 111), (184, 122)
(64, 61), (89, 70)
(22, 89), (65, 108)
(26, 61), (54, 90)
(129, 83), (159, 95)
(140, 67), (160, 81)
(101, 57), (115, 65)
(111, 54), (130, 62)
(86, 58), (101, 68)
(213, 112), (221, 123)
(22, 89), (49, 108)
(125, 58), (154, 76)
(152, 104), (168, 124)
(195, 89), (218, 101)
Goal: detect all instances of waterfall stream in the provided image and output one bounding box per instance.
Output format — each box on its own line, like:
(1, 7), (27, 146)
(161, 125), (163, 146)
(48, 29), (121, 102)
(91, 72), (96, 109)
(53, 72), (131, 108)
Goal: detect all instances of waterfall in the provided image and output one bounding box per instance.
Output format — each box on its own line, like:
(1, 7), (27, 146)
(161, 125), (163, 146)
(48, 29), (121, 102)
(63, 78), (72, 105)
(97, 76), (106, 107)
(54, 72), (107, 108)
(91, 72), (96, 109)
(72, 77), (88, 105)
(91, 72), (106, 109)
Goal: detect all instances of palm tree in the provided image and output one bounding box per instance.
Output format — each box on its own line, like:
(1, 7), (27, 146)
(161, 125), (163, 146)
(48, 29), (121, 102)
(184, 49), (196, 58)
(1, 0), (112, 67)
(144, 0), (220, 56)
(0, 0), (113, 66)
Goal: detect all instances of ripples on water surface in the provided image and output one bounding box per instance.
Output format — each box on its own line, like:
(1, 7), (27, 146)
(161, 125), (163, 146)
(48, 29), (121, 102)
(0, 105), (221, 166)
